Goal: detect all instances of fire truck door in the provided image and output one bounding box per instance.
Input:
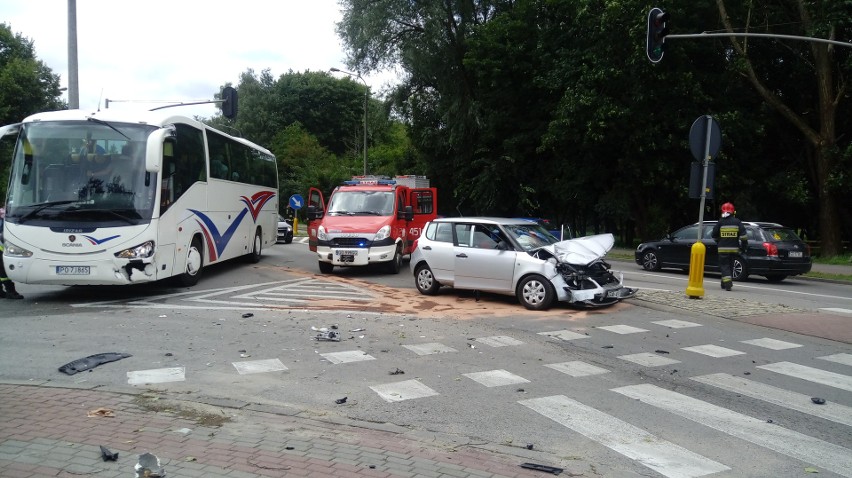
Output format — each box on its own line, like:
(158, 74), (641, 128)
(306, 187), (325, 252)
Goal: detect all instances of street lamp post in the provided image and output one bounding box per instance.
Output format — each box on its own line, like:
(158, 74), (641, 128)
(330, 68), (368, 175)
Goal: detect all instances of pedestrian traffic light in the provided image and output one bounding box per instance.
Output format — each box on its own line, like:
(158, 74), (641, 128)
(646, 7), (670, 63)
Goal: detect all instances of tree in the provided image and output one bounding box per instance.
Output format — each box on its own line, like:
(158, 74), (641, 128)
(0, 23), (65, 124)
(716, 0), (851, 256)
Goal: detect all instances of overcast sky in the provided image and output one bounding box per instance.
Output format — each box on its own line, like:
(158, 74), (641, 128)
(1, 0), (396, 118)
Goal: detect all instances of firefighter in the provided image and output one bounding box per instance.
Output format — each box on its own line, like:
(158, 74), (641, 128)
(0, 205), (24, 299)
(711, 202), (748, 291)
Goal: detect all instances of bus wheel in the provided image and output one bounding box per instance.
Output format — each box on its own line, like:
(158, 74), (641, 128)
(246, 230), (262, 263)
(179, 237), (203, 287)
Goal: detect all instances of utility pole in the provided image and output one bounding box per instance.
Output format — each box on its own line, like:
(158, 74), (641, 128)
(67, 0), (79, 108)
(330, 68), (369, 175)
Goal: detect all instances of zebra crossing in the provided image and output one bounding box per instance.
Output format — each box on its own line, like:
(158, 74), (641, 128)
(125, 317), (852, 477)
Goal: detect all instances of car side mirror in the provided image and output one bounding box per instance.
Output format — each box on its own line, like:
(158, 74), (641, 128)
(397, 205), (413, 221)
(306, 205), (323, 221)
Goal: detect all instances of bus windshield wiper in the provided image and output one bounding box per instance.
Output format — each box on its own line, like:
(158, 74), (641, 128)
(64, 208), (139, 225)
(17, 201), (77, 223)
(87, 117), (130, 140)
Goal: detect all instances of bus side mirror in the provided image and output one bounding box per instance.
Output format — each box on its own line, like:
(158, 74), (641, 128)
(307, 205), (323, 221)
(398, 205), (413, 221)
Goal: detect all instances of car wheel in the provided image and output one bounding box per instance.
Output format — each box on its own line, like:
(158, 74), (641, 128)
(414, 263), (441, 295)
(284, 234), (293, 244)
(178, 237), (203, 287)
(246, 230), (262, 263)
(732, 256), (749, 281)
(765, 274), (787, 283)
(318, 261), (334, 274)
(516, 274), (555, 311)
(386, 245), (402, 274)
(640, 250), (661, 271)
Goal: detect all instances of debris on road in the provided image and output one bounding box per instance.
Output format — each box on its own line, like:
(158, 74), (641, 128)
(134, 452), (165, 477)
(242, 313), (254, 318)
(58, 352), (132, 375)
(811, 397), (826, 405)
(87, 408), (115, 418)
(520, 462), (563, 475)
(315, 330), (341, 341)
(335, 397), (347, 404)
(389, 368), (405, 375)
(99, 445), (118, 461)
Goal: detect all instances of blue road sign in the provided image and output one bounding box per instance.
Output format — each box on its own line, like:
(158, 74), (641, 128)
(289, 194), (304, 210)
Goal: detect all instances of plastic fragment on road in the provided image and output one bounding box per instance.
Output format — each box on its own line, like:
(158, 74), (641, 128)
(99, 445), (118, 461)
(811, 397), (827, 405)
(135, 452), (165, 477)
(335, 396), (347, 404)
(520, 462), (563, 474)
(58, 352), (132, 375)
(389, 368), (405, 375)
(87, 408), (115, 418)
(315, 330), (341, 341)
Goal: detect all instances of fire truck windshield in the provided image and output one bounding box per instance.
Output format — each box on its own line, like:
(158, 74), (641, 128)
(328, 191), (395, 216)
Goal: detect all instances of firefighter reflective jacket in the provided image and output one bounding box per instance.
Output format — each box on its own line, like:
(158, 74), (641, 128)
(711, 216), (747, 254)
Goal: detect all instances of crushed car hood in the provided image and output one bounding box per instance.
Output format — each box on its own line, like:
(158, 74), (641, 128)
(544, 233), (614, 266)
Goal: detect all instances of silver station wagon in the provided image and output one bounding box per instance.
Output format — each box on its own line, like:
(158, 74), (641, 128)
(410, 217), (636, 310)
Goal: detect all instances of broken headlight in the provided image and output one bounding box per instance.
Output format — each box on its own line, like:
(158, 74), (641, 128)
(114, 240), (154, 259)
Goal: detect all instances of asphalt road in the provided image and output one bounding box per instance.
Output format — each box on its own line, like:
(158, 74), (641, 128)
(2, 241), (851, 477)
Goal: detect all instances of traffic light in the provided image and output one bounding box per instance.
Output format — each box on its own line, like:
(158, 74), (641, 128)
(221, 86), (238, 119)
(646, 7), (670, 63)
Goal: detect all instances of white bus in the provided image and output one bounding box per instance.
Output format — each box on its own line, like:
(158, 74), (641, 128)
(0, 109), (278, 286)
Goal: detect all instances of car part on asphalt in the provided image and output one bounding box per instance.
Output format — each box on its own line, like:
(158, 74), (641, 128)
(100, 445), (119, 461)
(58, 352), (132, 375)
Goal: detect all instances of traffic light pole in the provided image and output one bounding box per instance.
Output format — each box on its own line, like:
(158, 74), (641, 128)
(664, 32), (852, 49)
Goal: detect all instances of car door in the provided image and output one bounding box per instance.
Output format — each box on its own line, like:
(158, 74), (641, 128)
(665, 225), (701, 268)
(453, 223), (516, 292)
(418, 221), (456, 284)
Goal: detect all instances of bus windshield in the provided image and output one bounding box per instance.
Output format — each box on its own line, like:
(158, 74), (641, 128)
(5, 121), (158, 226)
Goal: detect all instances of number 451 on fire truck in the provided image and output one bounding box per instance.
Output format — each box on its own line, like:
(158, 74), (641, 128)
(306, 175), (438, 274)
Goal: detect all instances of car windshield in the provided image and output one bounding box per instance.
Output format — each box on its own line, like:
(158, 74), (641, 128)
(762, 227), (802, 242)
(328, 191), (394, 216)
(503, 223), (560, 251)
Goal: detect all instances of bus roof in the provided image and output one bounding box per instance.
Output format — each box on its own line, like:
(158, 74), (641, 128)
(20, 108), (272, 155)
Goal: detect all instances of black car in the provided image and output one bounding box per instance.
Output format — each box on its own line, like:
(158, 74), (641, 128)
(635, 221), (811, 282)
(277, 215), (294, 244)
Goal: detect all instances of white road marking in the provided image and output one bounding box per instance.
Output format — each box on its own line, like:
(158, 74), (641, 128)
(463, 369), (529, 387)
(691, 373), (852, 427)
(612, 383), (852, 477)
(544, 361), (610, 377)
(757, 361), (852, 392)
(682, 344), (745, 358)
(618, 352), (680, 367)
(740, 338), (802, 350)
(819, 353), (852, 367)
(598, 325), (649, 334)
(652, 319), (702, 328)
(819, 307), (852, 315)
(474, 336), (524, 347)
(402, 343), (458, 356)
(519, 395), (730, 478)
(127, 367), (186, 385)
(538, 330), (588, 341)
(370, 379), (439, 402)
(320, 350), (376, 365)
(232, 358), (288, 375)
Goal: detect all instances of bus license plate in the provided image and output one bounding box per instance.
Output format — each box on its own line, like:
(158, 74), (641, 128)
(789, 251), (802, 258)
(56, 266), (90, 275)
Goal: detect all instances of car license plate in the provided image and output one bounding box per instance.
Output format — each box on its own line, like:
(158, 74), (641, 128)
(789, 251), (802, 258)
(606, 289), (620, 298)
(56, 266), (90, 275)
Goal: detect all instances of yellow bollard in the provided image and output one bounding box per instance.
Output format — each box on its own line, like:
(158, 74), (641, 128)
(685, 241), (706, 298)
(293, 217), (299, 235)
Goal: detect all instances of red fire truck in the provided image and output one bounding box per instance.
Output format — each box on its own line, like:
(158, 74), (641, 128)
(306, 176), (438, 273)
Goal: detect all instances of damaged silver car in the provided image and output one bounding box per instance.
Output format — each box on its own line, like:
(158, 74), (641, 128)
(410, 217), (636, 310)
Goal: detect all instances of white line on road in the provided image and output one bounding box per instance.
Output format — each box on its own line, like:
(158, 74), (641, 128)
(757, 362), (852, 392)
(519, 395), (730, 478)
(691, 373), (852, 427)
(612, 383), (852, 477)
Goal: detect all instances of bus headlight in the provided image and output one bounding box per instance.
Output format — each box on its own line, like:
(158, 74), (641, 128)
(115, 241), (155, 259)
(318, 225), (328, 241)
(374, 225), (391, 241)
(3, 241), (33, 258)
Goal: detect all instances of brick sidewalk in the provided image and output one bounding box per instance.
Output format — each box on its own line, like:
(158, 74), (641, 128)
(0, 384), (556, 478)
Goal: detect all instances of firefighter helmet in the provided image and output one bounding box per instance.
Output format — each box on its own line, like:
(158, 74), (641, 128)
(721, 202), (735, 214)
